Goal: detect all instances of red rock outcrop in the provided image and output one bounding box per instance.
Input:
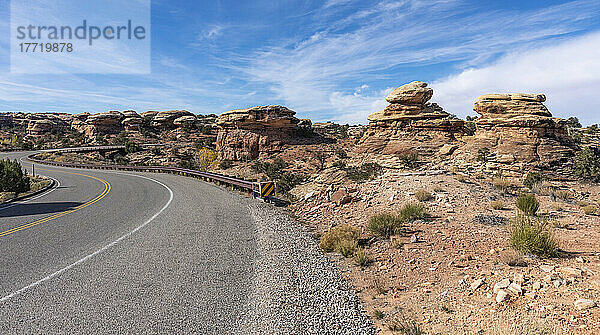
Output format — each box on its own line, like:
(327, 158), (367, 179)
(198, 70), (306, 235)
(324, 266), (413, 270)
(149, 110), (194, 129)
(456, 93), (576, 178)
(358, 81), (467, 157)
(216, 105), (301, 160)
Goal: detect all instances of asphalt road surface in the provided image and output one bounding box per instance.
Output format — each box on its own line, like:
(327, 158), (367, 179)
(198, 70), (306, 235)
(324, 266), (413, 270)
(0, 151), (373, 334)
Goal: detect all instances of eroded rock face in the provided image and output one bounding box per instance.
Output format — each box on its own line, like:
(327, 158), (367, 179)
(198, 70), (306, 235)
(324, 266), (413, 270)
(27, 119), (56, 137)
(358, 81), (467, 157)
(150, 110), (194, 129)
(71, 111), (124, 139)
(216, 105), (301, 160)
(456, 93), (576, 178)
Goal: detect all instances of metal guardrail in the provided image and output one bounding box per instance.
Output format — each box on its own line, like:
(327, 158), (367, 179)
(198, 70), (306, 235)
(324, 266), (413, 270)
(27, 146), (274, 198)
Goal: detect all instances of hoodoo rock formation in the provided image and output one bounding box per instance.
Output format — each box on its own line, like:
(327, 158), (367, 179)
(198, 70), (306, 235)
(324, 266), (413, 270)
(358, 81), (467, 156)
(216, 105), (301, 160)
(457, 93), (576, 177)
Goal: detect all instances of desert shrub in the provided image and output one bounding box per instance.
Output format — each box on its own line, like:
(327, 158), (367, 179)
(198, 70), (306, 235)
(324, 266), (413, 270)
(113, 154), (129, 165)
(524, 171), (544, 190)
(387, 318), (424, 335)
(510, 215), (559, 258)
(516, 193), (539, 216)
(125, 141), (141, 154)
(583, 205), (597, 215)
(566, 116), (582, 129)
(319, 224), (360, 253)
(501, 249), (527, 267)
(252, 157), (287, 179)
(353, 248), (372, 266)
(414, 189), (432, 202)
(112, 130), (129, 145)
(573, 146), (600, 182)
(490, 200), (505, 210)
(335, 238), (357, 257)
(477, 147), (491, 162)
(552, 189), (572, 201)
(29, 177), (51, 193)
(493, 178), (512, 194)
(178, 159), (195, 169)
(399, 203), (427, 222)
(151, 147), (162, 155)
(276, 171), (304, 195)
(493, 315), (572, 335)
(311, 150), (327, 171)
(346, 163), (383, 182)
(219, 159), (234, 169)
(373, 309), (384, 320)
(398, 153), (419, 169)
(335, 148), (348, 159)
(197, 147), (218, 171)
(368, 213), (403, 238)
(332, 160), (346, 170)
(0, 159), (30, 194)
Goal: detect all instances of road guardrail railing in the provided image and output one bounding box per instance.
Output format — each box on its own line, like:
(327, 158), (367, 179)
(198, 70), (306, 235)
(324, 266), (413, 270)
(27, 146), (276, 199)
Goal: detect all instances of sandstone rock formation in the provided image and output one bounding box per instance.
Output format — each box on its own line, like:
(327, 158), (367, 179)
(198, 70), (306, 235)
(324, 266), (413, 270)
(216, 105), (301, 160)
(456, 93), (576, 178)
(71, 111), (124, 139)
(149, 110), (194, 129)
(358, 81), (467, 157)
(27, 119), (56, 137)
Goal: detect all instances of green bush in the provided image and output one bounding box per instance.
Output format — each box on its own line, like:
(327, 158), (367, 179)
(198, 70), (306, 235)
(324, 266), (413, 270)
(399, 203), (427, 222)
(319, 224), (360, 253)
(477, 147), (491, 162)
(346, 163), (383, 182)
(398, 153), (419, 169)
(276, 172), (304, 195)
(573, 146), (600, 182)
(252, 157), (287, 179)
(353, 249), (372, 267)
(335, 238), (357, 257)
(335, 148), (348, 159)
(125, 141), (141, 154)
(332, 160), (346, 170)
(414, 189), (432, 202)
(219, 159), (234, 169)
(0, 159), (30, 194)
(583, 205), (597, 215)
(368, 213), (403, 238)
(510, 215), (559, 258)
(516, 193), (539, 216)
(524, 171), (544, 190)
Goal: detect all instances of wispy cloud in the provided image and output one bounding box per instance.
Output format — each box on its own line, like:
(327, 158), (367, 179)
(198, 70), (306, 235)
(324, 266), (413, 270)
(230, 0), (600, 123)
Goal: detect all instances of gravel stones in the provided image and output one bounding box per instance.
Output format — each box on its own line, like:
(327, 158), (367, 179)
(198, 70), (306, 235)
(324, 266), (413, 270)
(239, 202), (375, 334)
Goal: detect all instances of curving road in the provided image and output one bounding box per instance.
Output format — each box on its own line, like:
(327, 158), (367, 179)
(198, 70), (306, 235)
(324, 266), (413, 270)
(0, 151), (373, 334)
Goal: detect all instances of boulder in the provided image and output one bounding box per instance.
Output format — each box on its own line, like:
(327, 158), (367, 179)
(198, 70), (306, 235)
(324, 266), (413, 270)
(216, 105), (301, 160)
(358, 81), (468, 157)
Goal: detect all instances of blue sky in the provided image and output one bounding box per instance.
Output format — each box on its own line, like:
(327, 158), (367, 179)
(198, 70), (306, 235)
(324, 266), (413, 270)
(0, 0), (599, 125)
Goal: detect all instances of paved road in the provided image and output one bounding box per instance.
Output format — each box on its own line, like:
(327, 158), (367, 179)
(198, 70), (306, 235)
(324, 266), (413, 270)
(0, 151), (257, 334)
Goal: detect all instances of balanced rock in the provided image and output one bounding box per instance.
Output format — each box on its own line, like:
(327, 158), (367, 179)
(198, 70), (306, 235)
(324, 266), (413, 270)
(458, 93), (576, 178)
(358, 81), (467, 157)
(216, 105), (301, 160)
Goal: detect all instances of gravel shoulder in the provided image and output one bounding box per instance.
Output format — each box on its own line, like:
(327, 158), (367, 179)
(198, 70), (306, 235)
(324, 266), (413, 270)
(238, 201), (374, 335)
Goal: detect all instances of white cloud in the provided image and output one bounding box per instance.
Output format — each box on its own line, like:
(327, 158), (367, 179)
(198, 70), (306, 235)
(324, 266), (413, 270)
(232, 0), (600, 124)
(432, 31), (600, 125)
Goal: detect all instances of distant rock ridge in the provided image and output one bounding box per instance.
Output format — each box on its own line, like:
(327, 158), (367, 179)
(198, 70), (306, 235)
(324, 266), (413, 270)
(358, 81), (468, 156)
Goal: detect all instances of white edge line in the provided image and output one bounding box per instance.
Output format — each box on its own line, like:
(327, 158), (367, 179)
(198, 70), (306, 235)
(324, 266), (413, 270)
(0, 172), (174, 303)
(0, 176), (61, 212)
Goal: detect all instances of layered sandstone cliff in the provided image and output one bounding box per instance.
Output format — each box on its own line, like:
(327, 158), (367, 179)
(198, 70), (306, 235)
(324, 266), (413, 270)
(358, 81), (467, 156)
(216, 105), (302, 160)
(455, 93), (576, 177)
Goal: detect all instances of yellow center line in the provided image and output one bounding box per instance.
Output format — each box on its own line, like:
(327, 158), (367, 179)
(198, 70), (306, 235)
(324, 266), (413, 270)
(0, 169), (111, 238)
